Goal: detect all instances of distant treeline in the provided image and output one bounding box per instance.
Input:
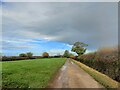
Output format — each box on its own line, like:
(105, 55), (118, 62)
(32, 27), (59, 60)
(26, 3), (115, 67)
(1, 51), (63, 61)
(1, 55), (64, 61)
(76, 47), (120, 82)
(1, 50), (76, 61)
(2, 56), (41, 61)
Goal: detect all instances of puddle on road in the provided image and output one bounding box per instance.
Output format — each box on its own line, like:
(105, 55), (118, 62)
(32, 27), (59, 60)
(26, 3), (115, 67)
(58, 63), (67, 81)
(71, 62), (74, 64)
(61, 65), (67, 71)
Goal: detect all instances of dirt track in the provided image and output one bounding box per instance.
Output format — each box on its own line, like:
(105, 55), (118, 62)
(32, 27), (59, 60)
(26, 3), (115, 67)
(48, 58), (104, 88)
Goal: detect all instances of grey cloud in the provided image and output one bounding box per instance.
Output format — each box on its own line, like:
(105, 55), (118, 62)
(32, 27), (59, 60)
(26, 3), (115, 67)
(2, 2), (118, 50)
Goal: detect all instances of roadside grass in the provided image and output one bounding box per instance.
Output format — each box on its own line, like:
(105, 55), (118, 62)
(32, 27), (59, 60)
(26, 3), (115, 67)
(0, 62), (2, 88)
(2, 58), (66, 88)
(73, 60), (119, 88)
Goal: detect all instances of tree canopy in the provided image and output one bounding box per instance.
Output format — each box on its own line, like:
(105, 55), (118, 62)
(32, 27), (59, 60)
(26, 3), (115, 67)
(42, 52), (49, 58)
(26, 52), (33, 58)
(63, 50), (69, 58)
(19, 53), (27, 57)
(71, 42), (88, 56)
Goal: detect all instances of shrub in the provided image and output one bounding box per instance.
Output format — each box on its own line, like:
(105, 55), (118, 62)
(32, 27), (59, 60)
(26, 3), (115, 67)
(73, 60), (118, 88)
(19, 53), (27, 57)
(42, 52), (49, 58)
(33, 56), (42, 59)
(26, 52), (33, 59)
(77, 47), (119, 82)
(2, 56), (29, 61)
(53, 55), (62, 58)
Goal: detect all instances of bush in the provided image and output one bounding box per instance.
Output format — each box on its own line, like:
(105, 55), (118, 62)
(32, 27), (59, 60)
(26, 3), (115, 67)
(19, 52), (33, 59)
(19, 53), (27, 57)
(77, 47), (120, 82)
(53, 55), (62, 58)
(26, 52), (33, 59)
(33, 56), (42, 59)
(2, 56), (29, 61)
(42, 52), (49, 58)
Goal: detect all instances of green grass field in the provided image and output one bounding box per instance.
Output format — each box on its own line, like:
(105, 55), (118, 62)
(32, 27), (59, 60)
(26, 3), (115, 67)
(2, 58), (66, 88)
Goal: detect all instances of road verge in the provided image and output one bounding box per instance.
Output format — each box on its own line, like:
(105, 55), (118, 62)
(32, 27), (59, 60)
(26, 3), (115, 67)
(73, 60), (119, 88)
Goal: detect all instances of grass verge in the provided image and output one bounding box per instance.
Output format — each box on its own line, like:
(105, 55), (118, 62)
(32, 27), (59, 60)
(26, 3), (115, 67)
(73, 60), (119, 88)
(2, 58), (66, 88)
(0, 61), (2, 88)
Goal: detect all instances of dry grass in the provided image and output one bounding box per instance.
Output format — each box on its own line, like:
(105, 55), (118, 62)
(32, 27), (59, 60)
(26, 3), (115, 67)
(73, 60), (119, 88)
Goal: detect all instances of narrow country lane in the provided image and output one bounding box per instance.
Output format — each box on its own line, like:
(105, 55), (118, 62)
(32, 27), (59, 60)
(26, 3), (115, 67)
(48, 58), (105, 88)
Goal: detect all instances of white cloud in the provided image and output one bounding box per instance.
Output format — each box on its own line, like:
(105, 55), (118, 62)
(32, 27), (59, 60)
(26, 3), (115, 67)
(48, 49), (65, 56)
(2, 40), (38, 50)
(85, 50), (96, 54)
(64, 44), (72, 48)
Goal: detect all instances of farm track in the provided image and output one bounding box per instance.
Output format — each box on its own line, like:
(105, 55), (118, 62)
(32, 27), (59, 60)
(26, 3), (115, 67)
(48, 58), (105, 88)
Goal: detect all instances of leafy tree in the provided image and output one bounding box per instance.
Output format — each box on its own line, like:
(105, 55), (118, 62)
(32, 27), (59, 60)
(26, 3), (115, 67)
(42, 52), (49, 58)
(71, 42), (88, 56)
(63, 50), (69, 58)
(19, 53), (27, 57)
(26, 52), (33, 58)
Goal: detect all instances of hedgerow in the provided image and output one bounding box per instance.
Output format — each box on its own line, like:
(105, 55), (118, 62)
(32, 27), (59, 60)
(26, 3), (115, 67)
(77, 47), (120, 82)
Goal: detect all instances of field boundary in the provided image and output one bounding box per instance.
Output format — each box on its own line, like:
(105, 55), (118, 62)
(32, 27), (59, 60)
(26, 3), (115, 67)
(46, 58), (67, 88)
(73, 60), (119, 88)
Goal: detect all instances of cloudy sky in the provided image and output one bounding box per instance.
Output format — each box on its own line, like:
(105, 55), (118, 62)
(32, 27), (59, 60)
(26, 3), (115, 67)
(1, 2), (118, 56)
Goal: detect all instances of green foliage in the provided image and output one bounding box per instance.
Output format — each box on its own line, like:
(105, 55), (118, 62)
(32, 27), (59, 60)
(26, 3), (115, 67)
(2, 56), (30, 61)
(26, 52), (33, 58)
(63, 50), (76, 59)
(54, 53), (62, 58)
(19, 52), (33, 59)
(71, 42), (88, 56)
(42, 52), (49, 58)
(63, 50), (69, 58)
(2, 58), (66, 88)
(19, 53), (27, 57)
